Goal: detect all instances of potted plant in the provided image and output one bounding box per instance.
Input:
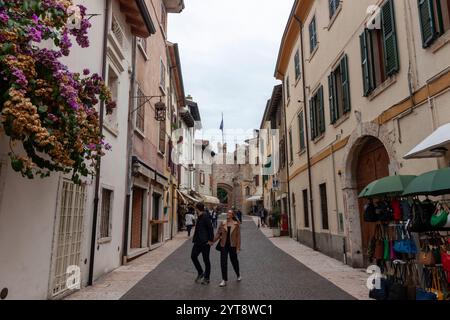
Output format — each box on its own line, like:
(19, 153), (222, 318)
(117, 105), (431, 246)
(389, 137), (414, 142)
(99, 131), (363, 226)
(271, 206), (281, 237)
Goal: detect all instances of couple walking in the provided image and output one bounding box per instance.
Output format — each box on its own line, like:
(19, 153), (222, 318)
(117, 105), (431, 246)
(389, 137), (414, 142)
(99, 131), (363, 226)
(190, 202), (241, 287)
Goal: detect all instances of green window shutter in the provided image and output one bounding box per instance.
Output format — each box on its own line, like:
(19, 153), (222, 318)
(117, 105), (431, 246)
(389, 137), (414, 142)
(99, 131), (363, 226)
(299, 111), (305, 151)
(328, 74), (337, 124)
(382, 0), (399, 76)
(341, 54), (351, 114)
(318, 86), (325, 134)
(418, 0), (437, 48)
(360, 30), (372, 96)
(309, 99), (316, 139)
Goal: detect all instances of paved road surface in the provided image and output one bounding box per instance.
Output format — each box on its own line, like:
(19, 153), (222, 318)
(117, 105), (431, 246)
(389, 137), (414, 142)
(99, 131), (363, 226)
(121, 217), (354, 300)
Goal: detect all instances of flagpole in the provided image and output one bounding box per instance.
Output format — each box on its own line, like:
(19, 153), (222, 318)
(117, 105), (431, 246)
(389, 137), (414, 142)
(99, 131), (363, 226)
(221, 112), (224, 146)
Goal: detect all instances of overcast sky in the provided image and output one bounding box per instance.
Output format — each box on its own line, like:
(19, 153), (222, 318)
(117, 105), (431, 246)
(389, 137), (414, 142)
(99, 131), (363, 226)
(168, 0), (293, 147)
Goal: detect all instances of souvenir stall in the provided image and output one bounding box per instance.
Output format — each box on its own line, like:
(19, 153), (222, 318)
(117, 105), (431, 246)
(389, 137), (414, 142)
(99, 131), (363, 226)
(360, 171), (450, 300)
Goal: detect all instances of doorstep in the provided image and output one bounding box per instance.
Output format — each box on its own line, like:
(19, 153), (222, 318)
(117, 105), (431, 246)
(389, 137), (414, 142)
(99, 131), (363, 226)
(126, 247), (149, 261)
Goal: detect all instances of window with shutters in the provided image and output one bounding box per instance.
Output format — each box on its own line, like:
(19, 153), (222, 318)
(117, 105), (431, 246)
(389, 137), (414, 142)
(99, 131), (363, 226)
(136, 86), (145, 133)
(360, 0), (399, 97)
(309, 86), (325, 141)
(418, 0), (450, 48)
(294, 50), (301, 81)
(285, 76), (290, 101)
(309, 15), (318, 53)
(100, 188), (113, 239)
(279, 138), (286, 169)
(319, 183), (329, 230)
(302, 189), (309, 228)
(288, 128), (294, 164)
(329, 0), (341, 18)
(329, 54), (351, 124)
(105, 65), (119, 132)
(298, 111), (306, 152)
(159, 119), (166, 154)
(160, 59), (166, 91)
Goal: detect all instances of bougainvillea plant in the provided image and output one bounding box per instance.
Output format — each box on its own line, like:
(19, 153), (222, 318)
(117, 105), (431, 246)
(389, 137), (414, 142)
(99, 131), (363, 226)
(0, 0), (116, 184)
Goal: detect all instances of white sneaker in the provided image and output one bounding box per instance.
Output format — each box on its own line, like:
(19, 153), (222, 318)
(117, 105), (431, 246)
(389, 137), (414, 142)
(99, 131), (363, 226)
(219, 280), (227, 287)
(237, 276), (242, 282)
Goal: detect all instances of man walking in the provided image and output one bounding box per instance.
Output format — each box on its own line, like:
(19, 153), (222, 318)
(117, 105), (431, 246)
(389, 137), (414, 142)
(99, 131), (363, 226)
(191, 202), (214, 285)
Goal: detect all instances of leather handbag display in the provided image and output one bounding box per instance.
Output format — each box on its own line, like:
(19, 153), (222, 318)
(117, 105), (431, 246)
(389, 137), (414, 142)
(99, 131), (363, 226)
(374, 225), (384, 260)
(418, 238), (435, 266)
(430, 204), (449, 228)
(393, 226), (417, 255)
(442, 251), (450, 284)
(409, 200), (430, 232)
(387, 264), (407, 300)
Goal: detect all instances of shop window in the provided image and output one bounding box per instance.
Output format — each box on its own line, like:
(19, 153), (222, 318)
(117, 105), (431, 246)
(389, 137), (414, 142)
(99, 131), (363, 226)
(418, 0), (450, 47)
(360, 0), (399, 96)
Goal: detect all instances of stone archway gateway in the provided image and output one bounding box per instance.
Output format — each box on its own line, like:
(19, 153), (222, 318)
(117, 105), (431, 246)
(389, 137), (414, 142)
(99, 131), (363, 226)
(216, 183), (234, 211)
(341, 122), (400, 268)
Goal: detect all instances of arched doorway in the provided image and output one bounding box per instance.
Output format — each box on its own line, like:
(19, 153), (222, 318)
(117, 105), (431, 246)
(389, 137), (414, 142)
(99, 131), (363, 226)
(217, 183), (233, 212)
(355, 137), (390, 266)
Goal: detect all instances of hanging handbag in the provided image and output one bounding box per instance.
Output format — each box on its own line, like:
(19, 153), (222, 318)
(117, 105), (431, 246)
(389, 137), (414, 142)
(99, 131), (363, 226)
(409, 200), (433, 232)
(390, 240), (397, 261)
(418, 238), (435, 266)
(391, 199), (402, 222)
(383, 238), (390, 261)
(429, 268), (444, 300)
(387, 264), (407, 300)
(393, 226), (418, 255)
(376, 200), (393, 222)
(400, 200), (412, 221)
(442, 251), (450, 284)
(416, 287), (438, 300)
(364, 201), (378, 222)
(430, 204), (449, 228)
(374, 225), (384, 260)
(405, 263), (418, 300)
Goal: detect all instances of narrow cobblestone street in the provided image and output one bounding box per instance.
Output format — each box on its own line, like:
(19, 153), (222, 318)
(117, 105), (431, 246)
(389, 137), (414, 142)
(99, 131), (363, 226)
(121, 217), (357, 300)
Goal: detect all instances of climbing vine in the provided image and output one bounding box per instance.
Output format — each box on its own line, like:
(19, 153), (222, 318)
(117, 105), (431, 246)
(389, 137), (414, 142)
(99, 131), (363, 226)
(0, 0), (115, 184)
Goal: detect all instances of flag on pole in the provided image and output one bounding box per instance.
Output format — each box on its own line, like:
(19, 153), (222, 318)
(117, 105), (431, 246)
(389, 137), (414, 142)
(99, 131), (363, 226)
(219, 113), (224, 131)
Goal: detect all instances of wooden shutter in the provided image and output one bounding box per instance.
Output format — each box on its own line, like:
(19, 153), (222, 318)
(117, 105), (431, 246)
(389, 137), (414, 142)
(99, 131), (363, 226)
(309, 99), (316, 139)
(298, 111), (305, 151)
(360, 29), (373, 96)
(382, 0), (399, 76)
(318, 86), (325, 134)
(418, 0), (437, 47)
(328, 74), (337, 124)
(341, 54), (351, 114)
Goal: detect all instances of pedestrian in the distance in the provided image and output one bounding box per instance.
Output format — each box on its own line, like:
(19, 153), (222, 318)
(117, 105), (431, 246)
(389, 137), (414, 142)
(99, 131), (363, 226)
(191, 202), (214, 285)
(236, 208), (242, 223)
(185, 211), (195, 237)
(213, 210), (242, 287)
(259, 206), (266, 227)
(211, 207), (218, 229)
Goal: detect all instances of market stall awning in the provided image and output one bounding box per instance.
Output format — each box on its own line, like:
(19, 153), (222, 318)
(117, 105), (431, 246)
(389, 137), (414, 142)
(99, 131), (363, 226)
(201, 195), (220, 205)
(358, 175), (417, 198)
(404, 123), (450, 159)
(246, 195), (263, 202)
(177, 190), (201, 203)
(403, 167), (450, 196)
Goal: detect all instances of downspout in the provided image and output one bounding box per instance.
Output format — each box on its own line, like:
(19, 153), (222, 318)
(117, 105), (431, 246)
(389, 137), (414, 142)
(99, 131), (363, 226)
(294, 15), (317, 251)
(281, 91), (293, 238)
(122, 34), (137, 263)
(88, 0), (109, 286)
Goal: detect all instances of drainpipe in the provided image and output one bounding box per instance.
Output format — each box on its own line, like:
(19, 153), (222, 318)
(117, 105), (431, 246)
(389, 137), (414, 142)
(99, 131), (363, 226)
(294, 15), (317, 251)
(123, 32), (138, 262)
(88, 0), (109, 286)
(281, 90), (293, 238)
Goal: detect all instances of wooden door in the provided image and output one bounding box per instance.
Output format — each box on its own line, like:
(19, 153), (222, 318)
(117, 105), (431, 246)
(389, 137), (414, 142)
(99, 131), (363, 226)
(131, 187), (144, 249)
(356, 138), (390, 266)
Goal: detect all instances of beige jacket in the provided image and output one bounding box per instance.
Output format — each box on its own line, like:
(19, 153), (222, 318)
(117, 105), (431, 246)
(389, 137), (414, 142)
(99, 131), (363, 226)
(214, 221), (241, 250)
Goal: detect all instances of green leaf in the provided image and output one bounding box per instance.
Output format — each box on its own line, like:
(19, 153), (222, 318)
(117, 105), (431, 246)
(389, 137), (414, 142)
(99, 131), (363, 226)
(38, 105), (48, 113)
(11, 158), (24, 172)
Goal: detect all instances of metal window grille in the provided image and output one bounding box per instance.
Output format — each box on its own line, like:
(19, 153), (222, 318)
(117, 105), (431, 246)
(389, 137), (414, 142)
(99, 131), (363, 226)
(100, 189), (112, 238)
(52, 181), (86, 296)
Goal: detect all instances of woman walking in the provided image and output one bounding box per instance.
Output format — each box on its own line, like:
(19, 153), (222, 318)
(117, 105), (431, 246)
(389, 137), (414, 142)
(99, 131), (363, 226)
(213, 210), (242, 287)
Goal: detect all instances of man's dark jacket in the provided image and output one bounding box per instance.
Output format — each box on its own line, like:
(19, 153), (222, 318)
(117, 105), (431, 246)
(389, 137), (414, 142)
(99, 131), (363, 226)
(193, 211), (214, 245)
